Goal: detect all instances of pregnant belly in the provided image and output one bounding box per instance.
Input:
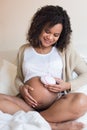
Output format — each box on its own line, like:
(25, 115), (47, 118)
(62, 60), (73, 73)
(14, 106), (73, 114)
(25, 77), (58, 110)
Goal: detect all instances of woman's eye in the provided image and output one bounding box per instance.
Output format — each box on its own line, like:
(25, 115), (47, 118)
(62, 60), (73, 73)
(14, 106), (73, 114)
(45, 29), (50, 34)
(54, 34), (60, 37)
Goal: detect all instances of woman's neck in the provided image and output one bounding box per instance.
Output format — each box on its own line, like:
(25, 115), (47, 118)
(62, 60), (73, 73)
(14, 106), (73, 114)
(34, 46), (53, 54)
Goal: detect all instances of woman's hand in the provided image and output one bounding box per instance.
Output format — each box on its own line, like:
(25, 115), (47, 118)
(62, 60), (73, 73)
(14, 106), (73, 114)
(44, 78), (71, 93)
(19, 85), (38, 108)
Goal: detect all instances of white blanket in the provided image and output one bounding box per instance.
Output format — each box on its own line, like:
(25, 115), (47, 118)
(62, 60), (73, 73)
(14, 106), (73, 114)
(0, 111), (51, 130)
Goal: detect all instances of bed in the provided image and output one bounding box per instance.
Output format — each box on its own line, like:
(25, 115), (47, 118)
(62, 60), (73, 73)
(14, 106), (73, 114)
(0, 50), (87, 130)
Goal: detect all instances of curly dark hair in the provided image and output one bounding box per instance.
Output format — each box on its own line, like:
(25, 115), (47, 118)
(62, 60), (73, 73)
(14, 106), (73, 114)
(27, 5), (72, 51)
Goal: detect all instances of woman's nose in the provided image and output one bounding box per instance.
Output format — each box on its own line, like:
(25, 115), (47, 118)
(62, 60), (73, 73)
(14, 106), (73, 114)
(48, 34), (53, 40)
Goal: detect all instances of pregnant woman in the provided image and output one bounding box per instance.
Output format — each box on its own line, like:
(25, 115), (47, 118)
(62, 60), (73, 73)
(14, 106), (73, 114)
(0, 5), (87, 130)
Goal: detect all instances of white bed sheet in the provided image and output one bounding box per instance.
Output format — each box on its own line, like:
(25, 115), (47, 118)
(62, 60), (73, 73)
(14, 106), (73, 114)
(0, 110), (51, 130)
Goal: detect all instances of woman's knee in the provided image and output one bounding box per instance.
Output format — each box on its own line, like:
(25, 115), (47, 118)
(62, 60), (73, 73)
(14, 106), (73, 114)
(69, 93), (87, 117)
(71, 93), (87, 107)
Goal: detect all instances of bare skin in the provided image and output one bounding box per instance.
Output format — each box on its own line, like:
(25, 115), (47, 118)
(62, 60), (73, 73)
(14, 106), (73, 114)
(15, 77), (87, 129)
(40, 93), (87, 122)
(19, 77), (87, 123)
(50, 121), (84, 130)
(0, 78), (86, 130)
(19, 77), (87, 130)
(24, 77), (58, 110)
(0, 93), (84, 130)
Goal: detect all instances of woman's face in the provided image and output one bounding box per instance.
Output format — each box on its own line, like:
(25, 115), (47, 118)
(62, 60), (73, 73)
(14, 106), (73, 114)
(39, 23), (63, 48)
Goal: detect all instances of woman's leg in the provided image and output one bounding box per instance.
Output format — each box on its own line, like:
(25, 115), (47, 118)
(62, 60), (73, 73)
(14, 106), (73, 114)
(0, 93), (84, 130)
(40, 93), (87, 122)
(49, 121), (84, 130)
(0, 93), (33, 114)
(0, 97), (22, 114)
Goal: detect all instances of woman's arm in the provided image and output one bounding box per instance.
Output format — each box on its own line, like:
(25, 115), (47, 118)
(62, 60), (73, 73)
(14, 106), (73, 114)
(15, 44), (28, 91)
(65, 44), (87, 92)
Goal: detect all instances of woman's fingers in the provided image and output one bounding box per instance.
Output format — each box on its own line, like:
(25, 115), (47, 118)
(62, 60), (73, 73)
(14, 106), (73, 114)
(20, 85), (38, 107)
(25, 96), (37, 108)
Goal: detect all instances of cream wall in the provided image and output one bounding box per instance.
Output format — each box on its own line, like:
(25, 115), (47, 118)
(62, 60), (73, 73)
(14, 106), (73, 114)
(0, 0), (87, 57)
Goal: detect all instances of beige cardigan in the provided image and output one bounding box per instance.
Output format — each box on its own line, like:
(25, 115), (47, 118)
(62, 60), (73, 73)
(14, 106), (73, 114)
(15, 43), (87, 92)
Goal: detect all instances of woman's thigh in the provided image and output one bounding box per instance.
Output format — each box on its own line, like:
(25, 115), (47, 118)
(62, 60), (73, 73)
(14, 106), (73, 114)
(0, 93), (33, 114)
(0, 94), (22, 114)
(40, 93), (87, 122)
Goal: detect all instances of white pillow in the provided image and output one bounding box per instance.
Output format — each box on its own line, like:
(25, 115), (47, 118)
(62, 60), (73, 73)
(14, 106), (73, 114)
(0, 58), (18, 95)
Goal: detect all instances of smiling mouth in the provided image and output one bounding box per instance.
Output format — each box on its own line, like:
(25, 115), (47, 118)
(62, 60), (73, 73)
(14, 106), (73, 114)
(44, 39), (53, 44)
